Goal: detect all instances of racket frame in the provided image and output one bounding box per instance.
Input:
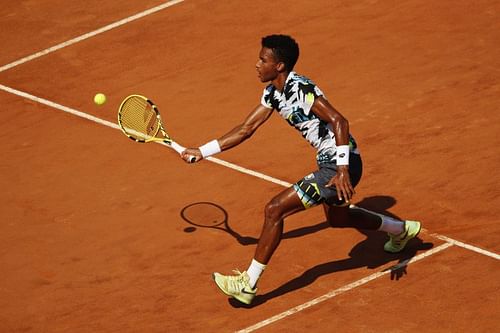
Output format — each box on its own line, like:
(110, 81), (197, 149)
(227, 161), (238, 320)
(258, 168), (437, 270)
(117, 94), (194, 161)
(117, 94), (172, 144)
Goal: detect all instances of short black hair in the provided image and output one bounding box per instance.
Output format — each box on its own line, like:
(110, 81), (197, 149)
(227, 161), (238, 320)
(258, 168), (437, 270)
(261, 34), (299, 72)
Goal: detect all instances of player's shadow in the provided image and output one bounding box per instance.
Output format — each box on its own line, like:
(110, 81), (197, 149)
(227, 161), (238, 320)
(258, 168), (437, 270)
(228, 195), (434, 308)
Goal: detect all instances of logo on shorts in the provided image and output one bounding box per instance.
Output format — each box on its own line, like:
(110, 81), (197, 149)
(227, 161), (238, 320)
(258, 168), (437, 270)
(339, 153), (346, 158)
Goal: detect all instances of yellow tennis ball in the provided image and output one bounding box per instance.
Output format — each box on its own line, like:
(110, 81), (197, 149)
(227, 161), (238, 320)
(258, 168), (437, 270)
(94, 93), (107, 105)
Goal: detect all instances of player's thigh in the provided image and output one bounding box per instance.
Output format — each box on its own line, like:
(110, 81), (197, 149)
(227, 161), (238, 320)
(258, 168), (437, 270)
(266, 187), (306, 220)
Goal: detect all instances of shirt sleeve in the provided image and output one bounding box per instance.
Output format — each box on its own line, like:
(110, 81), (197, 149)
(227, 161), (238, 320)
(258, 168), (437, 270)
(297, 82), (324, 115)
(260, 85), (275, 109)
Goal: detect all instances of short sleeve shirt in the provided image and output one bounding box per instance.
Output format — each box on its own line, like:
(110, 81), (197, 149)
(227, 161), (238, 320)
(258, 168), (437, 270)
(260, 72), (357, 164)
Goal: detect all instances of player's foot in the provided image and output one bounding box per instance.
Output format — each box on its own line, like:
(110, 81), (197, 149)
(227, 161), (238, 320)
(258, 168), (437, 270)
(212, 270), (257, 305)
(384, 220), (421, 253)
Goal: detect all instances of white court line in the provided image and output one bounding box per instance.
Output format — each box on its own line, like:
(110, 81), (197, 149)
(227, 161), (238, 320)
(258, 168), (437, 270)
(431, 234), (500, 260)
(205, 157), (292, 188)
(2, 84), (499, 332)
(0, 3), (496, 332)
(1, 83), (499, 260)
(0, 83), (290, 189)
(0, 0), (184, 73)
(0, 84), (120, 129)
(236, 243), (453, 333)
(0, 0), (494, 261)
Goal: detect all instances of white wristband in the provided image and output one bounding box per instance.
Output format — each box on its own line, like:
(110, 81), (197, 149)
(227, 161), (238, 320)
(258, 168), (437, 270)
(199, 139), (221, 158)
(336, 145), (350, 166)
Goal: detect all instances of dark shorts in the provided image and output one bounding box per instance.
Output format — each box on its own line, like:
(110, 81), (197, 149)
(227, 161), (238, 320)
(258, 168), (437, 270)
(293, 154), (363, 208)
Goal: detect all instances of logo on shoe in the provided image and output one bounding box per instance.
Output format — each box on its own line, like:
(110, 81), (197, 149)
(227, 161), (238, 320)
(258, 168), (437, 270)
(400, 230), (409, 239)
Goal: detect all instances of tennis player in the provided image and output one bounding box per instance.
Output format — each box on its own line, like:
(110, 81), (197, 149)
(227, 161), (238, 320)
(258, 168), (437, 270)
(181, 34), (421, 305)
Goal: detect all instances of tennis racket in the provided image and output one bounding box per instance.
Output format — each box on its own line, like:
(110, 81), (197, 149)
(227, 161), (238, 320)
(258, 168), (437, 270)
(117, 94), (195, 162)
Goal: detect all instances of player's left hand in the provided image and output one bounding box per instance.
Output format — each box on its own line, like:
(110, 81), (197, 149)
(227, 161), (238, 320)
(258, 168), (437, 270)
(326, 165), (355, 202)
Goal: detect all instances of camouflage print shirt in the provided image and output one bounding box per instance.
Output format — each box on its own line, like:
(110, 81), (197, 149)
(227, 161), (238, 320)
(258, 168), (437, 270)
(260, 71), (359, 164)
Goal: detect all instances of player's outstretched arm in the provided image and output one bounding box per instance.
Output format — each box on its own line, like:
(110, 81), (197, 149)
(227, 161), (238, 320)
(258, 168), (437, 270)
(181, 104), (273, 163)
(218, 104), (273, 150)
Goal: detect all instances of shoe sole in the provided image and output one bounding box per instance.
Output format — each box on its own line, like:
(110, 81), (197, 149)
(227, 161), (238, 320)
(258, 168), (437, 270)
(384, 221), (421, 253)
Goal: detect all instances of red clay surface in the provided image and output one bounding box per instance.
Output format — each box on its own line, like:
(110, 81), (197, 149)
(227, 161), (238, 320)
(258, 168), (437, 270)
(1, 1), (499, 332)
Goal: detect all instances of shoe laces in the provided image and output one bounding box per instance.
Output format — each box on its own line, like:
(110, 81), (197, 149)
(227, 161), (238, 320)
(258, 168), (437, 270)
(223, 270), (249, 292)
(232, 270), (250, 283)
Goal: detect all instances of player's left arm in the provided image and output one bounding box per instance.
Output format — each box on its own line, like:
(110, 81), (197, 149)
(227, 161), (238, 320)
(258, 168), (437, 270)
(310, 96), (355, 202)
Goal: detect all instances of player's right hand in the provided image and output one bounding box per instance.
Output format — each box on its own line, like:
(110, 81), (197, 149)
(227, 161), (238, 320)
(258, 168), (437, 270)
(181, 148), (203, 163)
(325, 165), (355, 202)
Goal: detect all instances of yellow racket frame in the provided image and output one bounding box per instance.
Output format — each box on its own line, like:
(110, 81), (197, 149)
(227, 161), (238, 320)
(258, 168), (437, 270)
(117, 94), (195, 162)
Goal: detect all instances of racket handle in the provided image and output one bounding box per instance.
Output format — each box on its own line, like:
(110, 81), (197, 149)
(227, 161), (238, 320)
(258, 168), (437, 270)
(170, 141), (196, 163)
(170, 141), (185, 154)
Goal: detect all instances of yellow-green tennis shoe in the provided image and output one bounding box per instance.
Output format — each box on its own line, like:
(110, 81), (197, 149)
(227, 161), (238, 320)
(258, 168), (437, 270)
(212, 270), (257, 305)
(384, 220), (421, 253)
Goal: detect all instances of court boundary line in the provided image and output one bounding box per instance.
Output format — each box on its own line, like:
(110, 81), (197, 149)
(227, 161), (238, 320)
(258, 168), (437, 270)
(0, 0), (184, 73)
(1, 84), (498, 332)
(0, 0), (496, 261)
(236, 242), (453, 333)
(1, 3), (497, 331)
(1, 83), (499, 263)
(431, 233), (500, 260)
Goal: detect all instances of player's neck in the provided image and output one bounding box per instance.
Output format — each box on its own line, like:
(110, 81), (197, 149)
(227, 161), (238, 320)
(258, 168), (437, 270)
(271, 71), (290, 92)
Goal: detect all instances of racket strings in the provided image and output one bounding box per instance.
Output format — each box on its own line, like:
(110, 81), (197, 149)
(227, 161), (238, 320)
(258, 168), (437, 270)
(120, 97), (160, 140)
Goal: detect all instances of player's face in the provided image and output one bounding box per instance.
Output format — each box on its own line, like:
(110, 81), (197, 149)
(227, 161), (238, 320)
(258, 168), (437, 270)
(256, 47), (280, 83)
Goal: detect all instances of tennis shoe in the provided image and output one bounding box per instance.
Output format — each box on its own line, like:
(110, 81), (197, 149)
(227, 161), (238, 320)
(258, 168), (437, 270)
(212, 270), (257, 305)
(384, 220), (421, 253)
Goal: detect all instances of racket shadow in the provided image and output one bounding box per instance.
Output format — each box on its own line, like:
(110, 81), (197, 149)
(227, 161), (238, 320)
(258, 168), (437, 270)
(180, 202), (257, 245)
(179, 202), (331, 246)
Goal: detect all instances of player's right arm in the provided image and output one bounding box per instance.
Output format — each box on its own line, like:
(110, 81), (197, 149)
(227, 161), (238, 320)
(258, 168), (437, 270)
(181, 104), (273, 162)
(218, 104), (273, 150)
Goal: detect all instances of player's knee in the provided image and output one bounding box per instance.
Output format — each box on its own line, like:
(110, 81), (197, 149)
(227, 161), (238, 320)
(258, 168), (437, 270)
(264, 198), (284, 222)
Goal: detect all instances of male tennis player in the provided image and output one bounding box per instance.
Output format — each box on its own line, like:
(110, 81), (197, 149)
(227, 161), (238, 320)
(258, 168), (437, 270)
(181, 34), (421, 305)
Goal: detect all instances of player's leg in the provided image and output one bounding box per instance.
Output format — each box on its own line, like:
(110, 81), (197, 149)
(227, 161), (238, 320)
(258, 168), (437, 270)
(325, 204), (421, 253)
(212, 187), (305, 305)
(316, 154), (421, 253)
(355, 204), (421, 253)
(254, 187), (305, 264)
(323, 203), (382, 229)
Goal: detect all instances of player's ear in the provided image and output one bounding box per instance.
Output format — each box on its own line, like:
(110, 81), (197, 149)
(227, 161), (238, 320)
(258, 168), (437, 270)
(276, 62), (286, 73)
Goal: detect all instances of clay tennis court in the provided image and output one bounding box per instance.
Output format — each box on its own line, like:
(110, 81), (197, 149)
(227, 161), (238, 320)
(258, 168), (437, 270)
(1, 1), (499, 332)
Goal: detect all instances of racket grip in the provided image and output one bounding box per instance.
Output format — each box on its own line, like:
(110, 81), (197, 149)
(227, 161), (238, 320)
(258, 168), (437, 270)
(170, 141), (196, 163)
(170, 141), (185, 154)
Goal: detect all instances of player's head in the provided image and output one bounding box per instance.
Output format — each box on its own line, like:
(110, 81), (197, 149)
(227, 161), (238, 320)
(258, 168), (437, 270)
(261, 34), (299, 72)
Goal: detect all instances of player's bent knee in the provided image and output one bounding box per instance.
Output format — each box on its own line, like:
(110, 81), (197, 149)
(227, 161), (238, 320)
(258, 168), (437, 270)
(264, 198), (284, 221)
